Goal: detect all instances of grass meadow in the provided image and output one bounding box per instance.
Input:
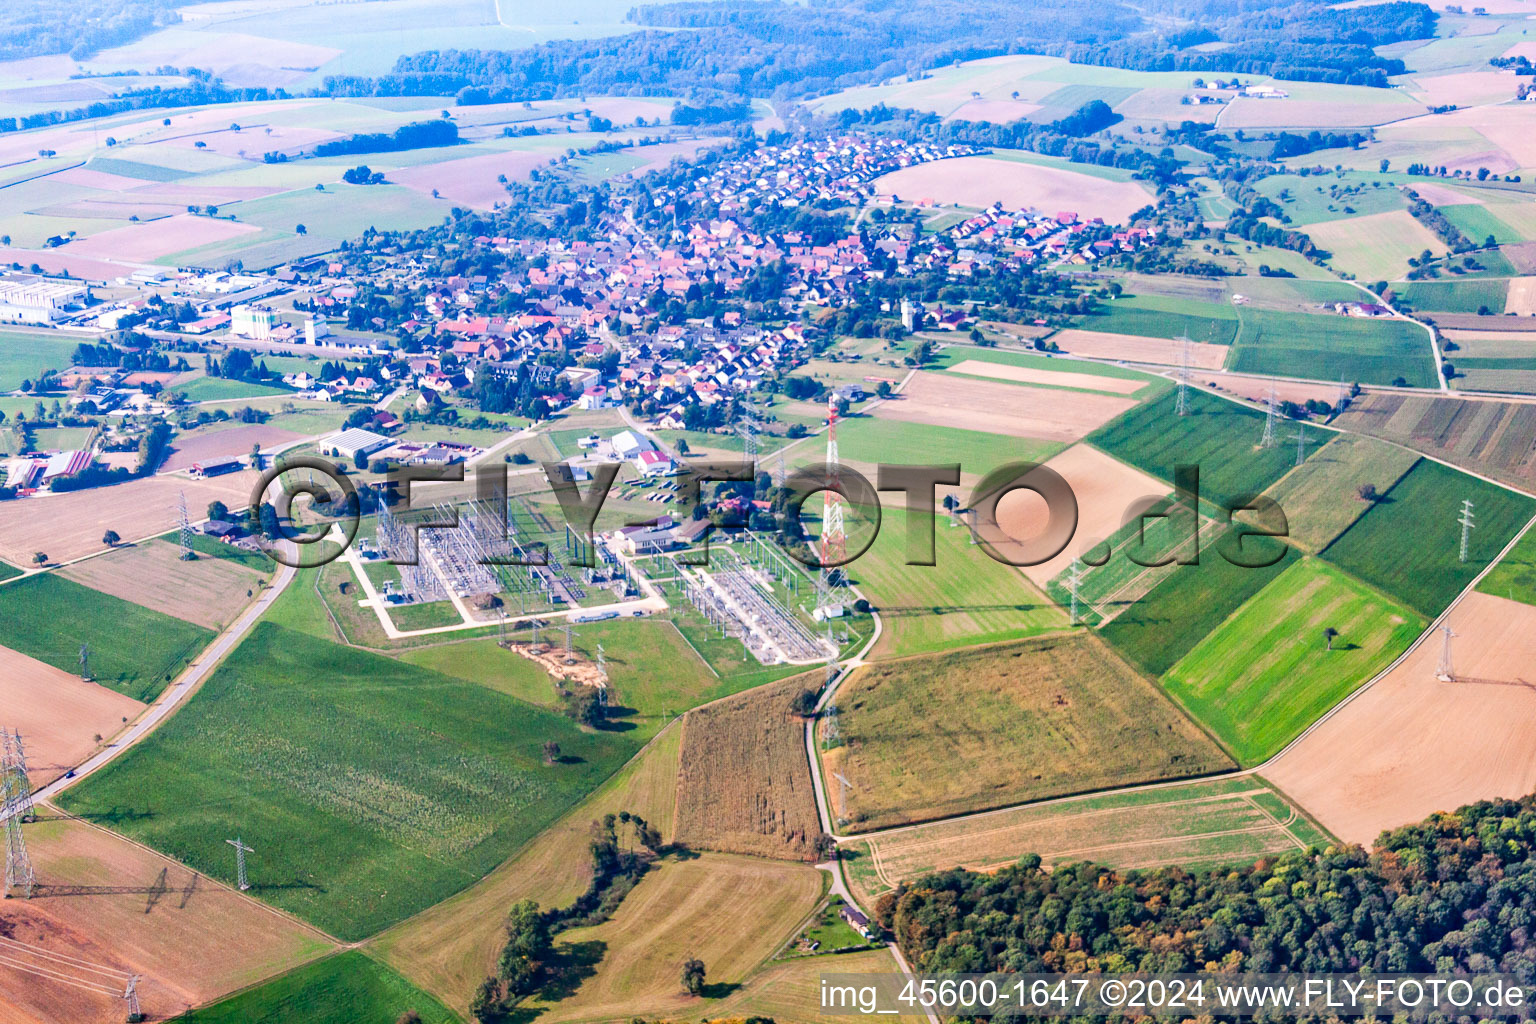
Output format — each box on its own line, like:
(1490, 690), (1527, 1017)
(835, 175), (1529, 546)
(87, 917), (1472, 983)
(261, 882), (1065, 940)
(1098, 530), (1299, 677)
(849, 506), (1068, 657)
(1321, 457), (1536, 617)
(1087, 389), (1303, 514)
(829, 634), (1232, 830)
(0, 572), (212, 701)
(0, 328), (81, 390)
(1162, 558), (1425, 764)
(833, 414), (1064, 474)
(1399, 278), (1508, 314)
(57, 623), (641, 940)
(1478, 522), (1536, 607)
(177, 951), (457, 1024)
(1263, 432), (1422, 552)
(1229, 309), (1438, 387)
(1076, 293), (1239, 345)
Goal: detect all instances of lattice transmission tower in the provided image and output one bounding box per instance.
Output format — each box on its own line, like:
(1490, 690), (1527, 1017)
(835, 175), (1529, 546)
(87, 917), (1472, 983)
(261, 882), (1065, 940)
(816, 395), (847, 618)
(1259, 384), (1279, 449)
(177, 491), (196, 560)
(2, 729), (36, 899)
(225, 837), (253, 891)
(1458, 499), (1476, 563)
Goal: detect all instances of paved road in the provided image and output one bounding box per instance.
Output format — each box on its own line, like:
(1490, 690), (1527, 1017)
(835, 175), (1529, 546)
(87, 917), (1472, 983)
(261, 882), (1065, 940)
(4, 561), (297, 819)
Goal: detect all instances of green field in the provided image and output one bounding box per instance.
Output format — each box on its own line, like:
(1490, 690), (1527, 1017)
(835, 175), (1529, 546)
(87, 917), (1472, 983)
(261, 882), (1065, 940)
(850, 506), (1067, 657)
(170, 375), (293, 402)
(1264, 432), (1422, 552)
(57, 623), (640, 939)
(177, 952), (459, 1024)
(1229, 308), (1437, 387)
(0, 573), (212, 701)
(1087, 389), (1303, 513)
(1399, 278), (1508, 315)
(1321, 457), (1536, 617)
(1163, 558), (1425, 764)
(1099, 530), (1299, 677)
(1076, 293), (1239, 346)
(1478, 523), (1536, 607)
(835, 415), (1064, 474)
(0, 328), (82, 391)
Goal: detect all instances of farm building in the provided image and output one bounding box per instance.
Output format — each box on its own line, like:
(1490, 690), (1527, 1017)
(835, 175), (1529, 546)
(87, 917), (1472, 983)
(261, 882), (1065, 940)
(321, 428), (392, 462)
(189, 457), (243, 478)
(633, 450), (676, 477)
(230, 304), (277, 340)
(839, 905), (873, 938)
(42, 450), (92, 481)
(612, 429), (655, 460)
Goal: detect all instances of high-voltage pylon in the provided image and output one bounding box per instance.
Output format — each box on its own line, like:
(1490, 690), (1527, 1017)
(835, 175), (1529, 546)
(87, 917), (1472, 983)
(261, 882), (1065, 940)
(78, 642), (92, 682)
(1289, 421), (1308, 468)
(177, 490), (196, 560)
(1174, 334), (1193, 417)
(816, 395), (847, 618)
(1435, 624), (1458, 682)
(225, 837), (254, 891)
(1458, 499), (1476, 563)
(2, 729), (36, 899)
(1067, 557), (1084, 626)
(736, 393), (761, 466)
(596, 643), (608, 682)
(1259, 384), (1279, 449)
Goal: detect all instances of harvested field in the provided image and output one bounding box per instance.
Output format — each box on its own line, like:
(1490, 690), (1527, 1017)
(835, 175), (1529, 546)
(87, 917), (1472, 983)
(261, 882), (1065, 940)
(1265, 591), (1536, 844)
(1210, 373), (1345, 407)
(877, 371), (1137, 443)
(828, 635), (1233, 832)
(522, 853), (823, 1023)
(873, 155), (1153, 223)
(0, 645), (143, 787)
(711, 947), (928, 1024)
(372, 724), (682, 1016)
(0, 471), (258, 566)
(675, 674), (823, 860)
(946, 358), (1144, 394)
(0, 245), (144, 282)
(1331, 391), (1536, 487)
(60, 539), (266, 629)
(1408, 71), (1516, 108)
(1507, 276), (1536, 316)
(1223, 94), (1424, 130)
(1049, 328), (1229, 368)
(389, 149), (553, 209)
(842, 778), (1327, 908)
(1304, 210), (1447, 282)
(66, 214), (259, 262)
(0, 817), (331, 1024)
(160, 423), (305, 473)
(1264, 432), (1421, 552)
(1005, 443), (1168, 588)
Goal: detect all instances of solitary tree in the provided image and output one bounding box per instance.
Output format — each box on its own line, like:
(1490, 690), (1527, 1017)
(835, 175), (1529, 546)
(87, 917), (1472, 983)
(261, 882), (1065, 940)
(31, 552), (47, 567)
(296, 223), (307, 235)
(542, 740), (561, 765)
(102, 530), (120, 547)
(681, 958), (706, 996)
(1357, 483), (1378, 503)
(395, 1012), (423, 1024)
(207, 500), (229, 522)
(1323, 626), (1338, 651)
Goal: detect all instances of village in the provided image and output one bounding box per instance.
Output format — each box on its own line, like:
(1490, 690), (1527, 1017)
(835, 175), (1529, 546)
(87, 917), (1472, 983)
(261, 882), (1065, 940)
(0, 132), (1158, 503)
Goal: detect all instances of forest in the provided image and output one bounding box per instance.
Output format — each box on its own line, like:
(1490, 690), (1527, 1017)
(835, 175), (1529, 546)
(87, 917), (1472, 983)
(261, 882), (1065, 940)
(354, 0), (1433, 106)
(880, 795), (1536, 987)
(0, 0), (181, 60)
